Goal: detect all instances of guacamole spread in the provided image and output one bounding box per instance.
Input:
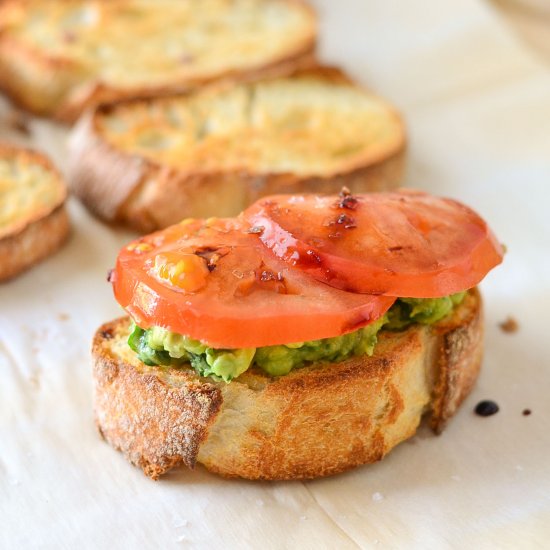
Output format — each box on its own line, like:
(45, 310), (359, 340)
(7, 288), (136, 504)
(128, 293), (465, 382)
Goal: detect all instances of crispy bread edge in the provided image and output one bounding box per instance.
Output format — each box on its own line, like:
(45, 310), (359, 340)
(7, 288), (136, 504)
(0, 204), (70, 281)
(117, 146), (405, 233)
(92, 319), (223, 480)
(430, 287), (484, 433)
(0, 15), (84, 117)
(68, 112), (146, 221)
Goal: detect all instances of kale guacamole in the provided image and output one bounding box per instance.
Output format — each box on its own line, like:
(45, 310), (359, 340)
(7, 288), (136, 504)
(128, 293), (465, 382)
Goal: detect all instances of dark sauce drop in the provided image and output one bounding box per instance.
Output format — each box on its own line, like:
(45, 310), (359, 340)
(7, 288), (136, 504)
(475, 400), (499, 417)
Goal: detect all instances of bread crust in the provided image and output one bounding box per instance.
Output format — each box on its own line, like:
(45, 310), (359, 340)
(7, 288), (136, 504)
(93, 323), (223, 480)
(0, 0), (317, 122)
(69, 66), (406, 233)
(0, 33), (84, 116)
(93, 289), (482, 480)
(0, 144), (70, 281)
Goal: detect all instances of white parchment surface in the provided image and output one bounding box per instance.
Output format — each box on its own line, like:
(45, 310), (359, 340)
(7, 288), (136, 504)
(1, 1), (549, 548)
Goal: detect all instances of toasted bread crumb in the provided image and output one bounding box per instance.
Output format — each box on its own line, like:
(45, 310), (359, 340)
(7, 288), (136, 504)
(499, 316), (519, 333)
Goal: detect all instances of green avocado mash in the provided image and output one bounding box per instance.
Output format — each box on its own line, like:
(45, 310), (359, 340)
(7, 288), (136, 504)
(128, 292), (466, 382)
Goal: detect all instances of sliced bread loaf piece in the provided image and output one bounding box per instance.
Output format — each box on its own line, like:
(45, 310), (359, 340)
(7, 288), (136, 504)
(0, 144), (70, 281)
(69, 67), (406, 232)
(0, 0), (316, 121)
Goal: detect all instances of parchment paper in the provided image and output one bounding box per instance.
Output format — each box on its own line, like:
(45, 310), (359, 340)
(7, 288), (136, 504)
(1, 1), (549, 548)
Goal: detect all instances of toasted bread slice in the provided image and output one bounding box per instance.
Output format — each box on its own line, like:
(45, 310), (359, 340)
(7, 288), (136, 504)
(0, 0), (316, 121)
(69, 67), (406, 232)
(0, 144), (70, 281)
(93, 289), (482, 480)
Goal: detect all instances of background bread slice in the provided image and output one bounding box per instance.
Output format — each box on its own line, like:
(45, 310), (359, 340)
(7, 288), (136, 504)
(69, 67), (406, 232)
(0, 144), (69, 281)
(93, 289), (482, 480)
(0, 0), (317, 122)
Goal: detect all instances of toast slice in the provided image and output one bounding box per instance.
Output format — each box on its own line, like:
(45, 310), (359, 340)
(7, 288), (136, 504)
(93, 289), (482, 480)
(0, 0), (316, 122)
(0, 144), (70, 281)
(69, 67), (406, 232)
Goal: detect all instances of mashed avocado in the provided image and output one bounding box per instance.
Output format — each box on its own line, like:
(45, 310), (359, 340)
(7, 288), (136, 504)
(128, 293), (466, 382)
(128, 325), (255, 382)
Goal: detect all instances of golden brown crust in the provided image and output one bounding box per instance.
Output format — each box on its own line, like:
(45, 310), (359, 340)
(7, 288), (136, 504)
(67, 115), (147, 221)
(93, 321), (223, 480)
(0, 24), (85, 116)
(0, 203), (70, 281)
(0, 0), (317, 122)
(93, 289), (483, 480)
(430, 287), (484, 433)
(69, 66), (406, 233)
(0, 144), (70, 281)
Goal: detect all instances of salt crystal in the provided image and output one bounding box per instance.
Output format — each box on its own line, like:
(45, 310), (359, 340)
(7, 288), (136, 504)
(372, 492), (384, 502)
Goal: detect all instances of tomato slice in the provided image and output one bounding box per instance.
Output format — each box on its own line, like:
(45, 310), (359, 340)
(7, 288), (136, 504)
(243, 190), (503, 297)
(112, 218), (395, 348)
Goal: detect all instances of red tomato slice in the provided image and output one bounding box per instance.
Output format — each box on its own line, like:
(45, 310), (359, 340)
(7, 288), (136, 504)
(243, 190), (503, 297)
(112, 218), (395, 348)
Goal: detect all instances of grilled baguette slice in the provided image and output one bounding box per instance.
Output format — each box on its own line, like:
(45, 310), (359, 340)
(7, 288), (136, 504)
(0, 144), (69, 281)
(69, 67), (406, 232)
(93, 289), (482, 480)
(0, 0), (316, 121)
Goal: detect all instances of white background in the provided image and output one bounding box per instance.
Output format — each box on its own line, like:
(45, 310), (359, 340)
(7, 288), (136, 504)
(1, 0), (549, 548)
